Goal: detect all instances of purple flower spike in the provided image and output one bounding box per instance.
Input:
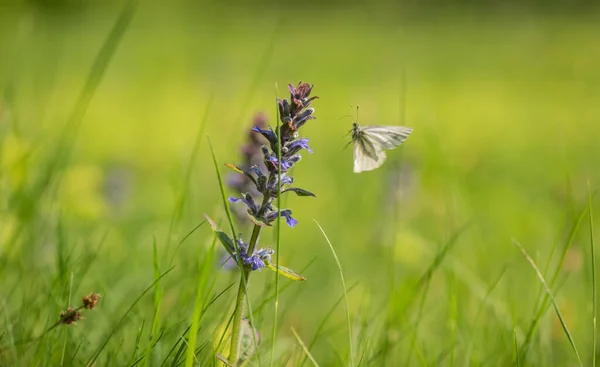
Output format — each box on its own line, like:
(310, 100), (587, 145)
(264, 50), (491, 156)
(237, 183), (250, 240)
(225, 82), (318, 264)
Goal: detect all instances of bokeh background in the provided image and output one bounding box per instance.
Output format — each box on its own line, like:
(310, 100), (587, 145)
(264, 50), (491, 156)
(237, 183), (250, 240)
(1, 0), (600, 365)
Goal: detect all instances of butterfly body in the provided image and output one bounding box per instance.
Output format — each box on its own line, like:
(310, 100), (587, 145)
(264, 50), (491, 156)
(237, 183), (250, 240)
(350, 122), (413, 173)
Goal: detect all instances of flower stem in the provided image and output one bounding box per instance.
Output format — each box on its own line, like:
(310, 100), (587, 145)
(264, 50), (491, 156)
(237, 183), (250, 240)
(229, 224), (261, 364)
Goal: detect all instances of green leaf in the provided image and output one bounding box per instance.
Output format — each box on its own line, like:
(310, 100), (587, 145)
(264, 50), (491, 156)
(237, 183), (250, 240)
(282, 188), (316, 197)
(267, 263), (306, 281)
(216, 231), (236, 257)
(203, 214), (236, 257)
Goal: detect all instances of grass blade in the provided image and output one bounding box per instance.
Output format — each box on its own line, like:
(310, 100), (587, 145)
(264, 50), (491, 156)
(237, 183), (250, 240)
(207, 137), (236, 241)
(512, 238), (583, 367)
(2, 0), (137, 259)
(60, 0), (137, 149)
(513, 328), (520, 367)
(141, 236), (162, 367)
(299, 281), (359, 367)
(184, 232), (217, 367)
(85, 267), (175, 367)
(521, 201), (590, 358)
(169, 221), (207, 268)
(589, 182), (597, 367)
(270, 82), (282, 367)
(416, 222), (472, 288)
(314, 220), (354, 367)
(291, 327), (320, 367)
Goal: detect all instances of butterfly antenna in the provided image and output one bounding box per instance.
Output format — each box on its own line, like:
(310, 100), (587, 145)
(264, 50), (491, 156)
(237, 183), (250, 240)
(337, 114), (354, 121)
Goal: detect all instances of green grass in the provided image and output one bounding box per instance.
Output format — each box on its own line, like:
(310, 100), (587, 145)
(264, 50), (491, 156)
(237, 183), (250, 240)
(1, 2), (600, 366)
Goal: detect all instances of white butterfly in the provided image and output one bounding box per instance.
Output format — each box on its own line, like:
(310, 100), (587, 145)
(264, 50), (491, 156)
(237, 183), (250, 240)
(349, 123), (413, 173)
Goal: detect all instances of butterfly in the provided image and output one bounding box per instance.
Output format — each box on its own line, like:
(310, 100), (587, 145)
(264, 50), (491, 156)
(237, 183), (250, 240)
(349, 122), (413, 173)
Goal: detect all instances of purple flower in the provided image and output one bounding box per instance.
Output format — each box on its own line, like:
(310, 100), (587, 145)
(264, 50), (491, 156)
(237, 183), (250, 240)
(265, 209), (298, 228)
(266, 174), (295, 197)
(252, 126), (278, 147)
(278, 98), (292, 125)
(292, 108), (316, 130)
(278, 174), (294, 186)
(244, 255), (265, 271)
(256, 248), (274, 264)
(248, 165), (265, 178)
(267, 156), (293, 172)
(289, 82), (317, 111)
(235, 236), (248, 253)
(280, 210), (298, 228)
(285, 138), (313, 155)
(229, 193), (259, 215)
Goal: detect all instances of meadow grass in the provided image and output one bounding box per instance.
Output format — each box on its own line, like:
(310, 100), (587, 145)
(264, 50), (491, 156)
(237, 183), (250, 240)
(1, 2), (600, 366)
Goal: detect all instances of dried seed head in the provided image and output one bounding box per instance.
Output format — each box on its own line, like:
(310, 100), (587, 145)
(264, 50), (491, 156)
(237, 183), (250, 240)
(82, 293), (102, 310)
(59, 307), (82, 325)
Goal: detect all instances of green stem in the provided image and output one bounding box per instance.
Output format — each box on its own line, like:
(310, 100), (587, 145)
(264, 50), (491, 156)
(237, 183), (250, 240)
(229, 224), (261, 364)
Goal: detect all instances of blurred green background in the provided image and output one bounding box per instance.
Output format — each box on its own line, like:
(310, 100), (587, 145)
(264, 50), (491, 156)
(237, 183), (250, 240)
(1, 0), (600, 365)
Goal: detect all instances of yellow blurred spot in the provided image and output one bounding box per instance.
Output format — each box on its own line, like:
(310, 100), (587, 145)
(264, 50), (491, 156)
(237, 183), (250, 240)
(394, 229), (427, 266)
(1, 134), (29, 188)
(60, 165), (107, 220)
(212, 319), (231, 355)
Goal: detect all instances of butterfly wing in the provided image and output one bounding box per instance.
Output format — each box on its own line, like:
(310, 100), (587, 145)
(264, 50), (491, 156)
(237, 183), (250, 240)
(361, 125), (413, 150)
(353, 134), (387, 173)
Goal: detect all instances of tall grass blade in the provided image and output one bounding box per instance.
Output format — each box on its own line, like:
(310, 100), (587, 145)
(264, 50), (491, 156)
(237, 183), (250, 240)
(291, 327), (320, 367)
(85, 266), (174, 367)
(184, 232), (217, 367)
(60, 272), (74, 367)
(270, 82), (282, 367)
(521, 201), (590, 358)
(513, 328), (520, 367)
(162, 283), (234, 367)
(314, 220), (354, 367)
(417, 221), (472, 288)
(130, 330), (165, 367)
(299, 282), (359, 367)
(3, 0), (137, 260)
(404, 222), (470, 365)
(589, 182), (597, 367)
(140, 236), (162, 367)
(169, 221), (206, 267)
(49, 0), (137, 181)
(207, 137), (236, 240)
(129, 321), (145, 365)
(512, 238), (583, 367)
